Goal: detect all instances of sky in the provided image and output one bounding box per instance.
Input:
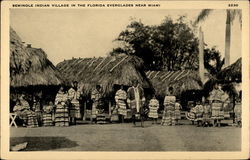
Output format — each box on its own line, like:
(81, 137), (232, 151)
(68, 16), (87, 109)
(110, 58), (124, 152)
(10, 9), (242, 65)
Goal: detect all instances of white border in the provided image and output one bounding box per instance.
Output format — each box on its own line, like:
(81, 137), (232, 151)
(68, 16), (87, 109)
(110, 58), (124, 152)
(1, 1), (249, 159)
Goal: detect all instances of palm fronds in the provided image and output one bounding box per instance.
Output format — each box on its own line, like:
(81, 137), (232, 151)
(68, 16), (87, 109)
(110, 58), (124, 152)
(194, 9), (213, 25)
(217, 58), (241, 83)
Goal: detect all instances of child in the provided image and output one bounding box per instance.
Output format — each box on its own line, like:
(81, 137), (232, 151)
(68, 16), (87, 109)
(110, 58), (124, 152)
(42, 101), (54, 126)
(148, 95), (159, 124)
(202, 101), (211, 127)
(186, 103), (196, 125)
(174, 100), (182, 125)
(234, 97), (241, 127)
(194, 100), (204, 127)
(33, 100), (42, 126)
(110, 105), (119, 123)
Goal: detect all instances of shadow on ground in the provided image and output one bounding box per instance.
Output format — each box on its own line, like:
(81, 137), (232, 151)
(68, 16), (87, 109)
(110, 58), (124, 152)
(10, 137), (78, 151)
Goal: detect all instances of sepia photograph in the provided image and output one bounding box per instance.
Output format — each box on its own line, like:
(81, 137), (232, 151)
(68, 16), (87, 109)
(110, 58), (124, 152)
(1, 0), (249, 159)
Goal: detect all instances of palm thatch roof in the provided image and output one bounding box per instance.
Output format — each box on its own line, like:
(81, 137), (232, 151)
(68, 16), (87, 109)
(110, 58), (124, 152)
(145, 70), (203, 97)
(217, 58), (241, 83)
(10, 27), (63, 87)
(56, 54), (152, 97)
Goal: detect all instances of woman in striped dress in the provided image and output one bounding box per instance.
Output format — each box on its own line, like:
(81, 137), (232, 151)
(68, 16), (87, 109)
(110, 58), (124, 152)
(209, 83), (225, 127)
(13, 96), (38, 128)
(115, 85), (127, 123)
(148, 95), (159, 124)
(174, 100), (182, 125)
(42, 101), (54, 126)
(54, 86), (69, 127)
(161, 87), (176, 126)
(68, 81), (82, 125)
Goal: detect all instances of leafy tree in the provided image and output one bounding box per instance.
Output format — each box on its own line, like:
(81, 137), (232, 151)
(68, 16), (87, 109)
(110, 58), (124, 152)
(112, 16), (200, 71)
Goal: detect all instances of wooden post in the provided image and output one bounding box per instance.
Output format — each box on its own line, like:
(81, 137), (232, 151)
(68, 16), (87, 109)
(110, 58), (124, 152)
(109, 101), (111, 116)
(83, 101), (87, 121)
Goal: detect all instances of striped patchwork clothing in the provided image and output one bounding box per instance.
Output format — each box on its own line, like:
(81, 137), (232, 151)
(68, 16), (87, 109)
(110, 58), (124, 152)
(161, 95), (176, 126)
(115, 89), (127, 116)
(13, 105), (28, 121)
(194, 105), (204, 121)
(55, 104), (69, 127)
(42, 105), (53, 126)
(148, 98), (159, 118)
(96, 113), (108, 124)
(211, 103), (224, 120)
(91, 89), (103, 118)
(26, 110), (39, 128)
(174, 103), (182, 120)
(234, 102), (241, 122)
(13, 104), (38, 127)
(55, 91), (69, 127)
(203, 104), (211, 121)
(209, 89), (226, 120)
(68, 88), (82, 119)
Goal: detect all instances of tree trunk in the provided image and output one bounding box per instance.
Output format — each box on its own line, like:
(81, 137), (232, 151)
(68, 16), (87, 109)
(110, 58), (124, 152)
(199, 27), (205, 83)
(225, 10), (231, 67)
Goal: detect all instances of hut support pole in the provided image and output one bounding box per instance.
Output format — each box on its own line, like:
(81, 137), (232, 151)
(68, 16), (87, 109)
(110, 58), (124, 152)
(109, 101), (111, 116)
(83, 101), (87, 121)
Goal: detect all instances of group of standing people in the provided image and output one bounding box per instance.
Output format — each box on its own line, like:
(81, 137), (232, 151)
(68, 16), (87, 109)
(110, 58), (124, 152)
(114, 80), (181, 127)
(114, 80), (146, 127)
(12, 80), (241, 128)
(161, 87), (182, 126)
(186, 82), (242, 127)
(13, 81), (82, 127)
(53, 81), (82, 127)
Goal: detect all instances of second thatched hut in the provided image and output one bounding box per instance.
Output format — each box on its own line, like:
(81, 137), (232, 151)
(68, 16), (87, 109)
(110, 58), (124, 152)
(146, 70), (203, 110)
(56, 54), (152, 98)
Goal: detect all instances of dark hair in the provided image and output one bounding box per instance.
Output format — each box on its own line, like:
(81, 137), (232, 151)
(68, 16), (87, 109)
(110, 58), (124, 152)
(58, 85), (66, 93)
(132, 80), (138, 84)
(16, 99), (21, 105)
(169, 87), (173, 91)
(73, 81), (78, 84)
(152, 94), (156, 99)
(96, 85), (101, 88)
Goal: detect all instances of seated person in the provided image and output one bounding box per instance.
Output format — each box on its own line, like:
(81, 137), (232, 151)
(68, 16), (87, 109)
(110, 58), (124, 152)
(13, 95), (38, 128)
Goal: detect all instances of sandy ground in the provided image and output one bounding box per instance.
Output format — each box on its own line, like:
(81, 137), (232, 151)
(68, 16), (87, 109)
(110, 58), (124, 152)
(10, 120), (241, 151)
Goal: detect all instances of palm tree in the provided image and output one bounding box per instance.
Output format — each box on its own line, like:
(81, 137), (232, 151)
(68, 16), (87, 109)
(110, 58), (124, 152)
(195, 9), (242, 67)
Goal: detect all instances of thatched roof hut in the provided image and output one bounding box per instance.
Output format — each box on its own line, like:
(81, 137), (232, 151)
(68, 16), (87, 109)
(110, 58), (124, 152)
(145, 70), (203, 98)
(56, 54), (152, 97)
(10, 27), (63, 88)
(217, 58), (241, 83)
